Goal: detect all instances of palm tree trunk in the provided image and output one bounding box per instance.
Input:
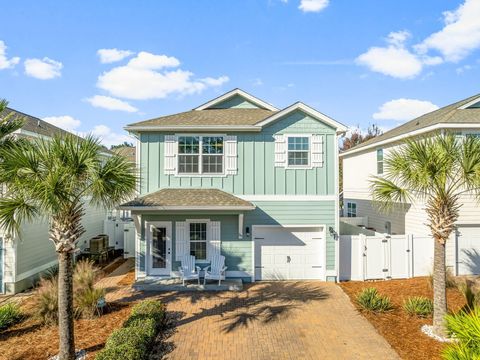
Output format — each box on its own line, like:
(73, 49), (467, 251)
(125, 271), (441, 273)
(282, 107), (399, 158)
(433, 238), (447, 336)
(58, 251), (75, 360)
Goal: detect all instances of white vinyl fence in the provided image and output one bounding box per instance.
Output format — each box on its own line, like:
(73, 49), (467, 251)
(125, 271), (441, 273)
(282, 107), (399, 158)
(339, 234), (434, 281)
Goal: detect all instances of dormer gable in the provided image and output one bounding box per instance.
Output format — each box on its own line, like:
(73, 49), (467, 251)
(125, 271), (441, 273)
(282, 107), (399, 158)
(194, 88), (278, 111)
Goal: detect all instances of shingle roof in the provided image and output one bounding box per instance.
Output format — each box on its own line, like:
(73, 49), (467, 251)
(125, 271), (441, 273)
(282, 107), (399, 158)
(126, 108), (276, 127)
(120, 188), (255, 210)
(343, 93), (480, 154)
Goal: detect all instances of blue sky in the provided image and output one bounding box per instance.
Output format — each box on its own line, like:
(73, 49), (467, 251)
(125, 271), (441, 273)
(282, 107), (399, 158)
(0, 0), (479, 146)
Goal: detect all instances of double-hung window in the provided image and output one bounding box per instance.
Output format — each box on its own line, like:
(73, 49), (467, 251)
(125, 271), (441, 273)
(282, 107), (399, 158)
(189, 222), (207, 260)
(287, 136), (310, 167)
(178, 136), (224, 175)
(346, 202), (357, 218)
(377, 149), (384, 175)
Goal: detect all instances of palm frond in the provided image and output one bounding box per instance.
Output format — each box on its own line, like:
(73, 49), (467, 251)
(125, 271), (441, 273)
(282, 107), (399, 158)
(0, 194), (39, 236)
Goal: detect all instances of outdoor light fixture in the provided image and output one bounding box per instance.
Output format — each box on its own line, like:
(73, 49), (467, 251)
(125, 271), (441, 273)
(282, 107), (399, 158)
(246, 226), (250, 237)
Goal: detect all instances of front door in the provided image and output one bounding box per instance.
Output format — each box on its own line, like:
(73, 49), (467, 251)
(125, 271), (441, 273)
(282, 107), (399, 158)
(147, 222), (172, 276)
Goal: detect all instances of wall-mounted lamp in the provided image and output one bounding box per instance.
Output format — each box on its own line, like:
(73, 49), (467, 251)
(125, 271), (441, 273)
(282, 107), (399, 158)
(245, 226), (250, 237)
(329, 226), (338, 240)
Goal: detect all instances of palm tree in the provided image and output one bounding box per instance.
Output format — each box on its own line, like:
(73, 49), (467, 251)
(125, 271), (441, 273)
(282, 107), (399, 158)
(0, 99), (24, 147)
(371, 134), (480, 336)
(0, 134), (136, 360)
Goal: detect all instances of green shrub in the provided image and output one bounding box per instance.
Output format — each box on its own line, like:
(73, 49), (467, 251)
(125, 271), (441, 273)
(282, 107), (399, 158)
(356, 287), (393, 313)
(0, 303), (22, 330)
(36, 276), (58, 325)
(458, 280), (478, 311)
(74, 287), (106, 319)
(403, 296), (433, 317)
(443, 308), (480, 359)
(130, 300), (165, 325)
(428, 267), (456, 289)
(95, 299), (166, 360)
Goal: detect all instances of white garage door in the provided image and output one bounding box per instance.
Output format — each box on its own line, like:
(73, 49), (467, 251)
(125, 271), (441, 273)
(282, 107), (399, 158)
(457, 226), (480, 275)
(254, 226), (324, 280)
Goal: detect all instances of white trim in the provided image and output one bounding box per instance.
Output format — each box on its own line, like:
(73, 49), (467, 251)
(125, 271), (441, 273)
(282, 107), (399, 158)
(15, 258), (58, 282)
(458, 97), (480, 109)
(341, 123), (480, 157)
(253, 224), (325, 228)
(133, 215), (143, 280)
(251, 238), (255, 283)
(136, 138), (141, 193)
(237, 195), (336, 201)
(334, 134), (340, 282)
(194, 89), (278, 111)
(122, 205), (256, 211)
(145, 221), (172, 276)
(285, 134), (312, 169)
(125, 125), (262, 132)
(256, 102), (347, 133)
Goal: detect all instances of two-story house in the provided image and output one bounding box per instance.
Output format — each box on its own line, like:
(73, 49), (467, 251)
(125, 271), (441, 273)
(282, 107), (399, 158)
(121, 89), (346, 282)
(341, 93), (480, 275)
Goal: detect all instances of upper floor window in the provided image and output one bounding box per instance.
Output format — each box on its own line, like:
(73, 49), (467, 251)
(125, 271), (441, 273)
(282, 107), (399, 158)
(377, 149), (384, 174)
(346, 202), (357, 217)
(178, 136), (224, 174)
(287, 136), (310, 167)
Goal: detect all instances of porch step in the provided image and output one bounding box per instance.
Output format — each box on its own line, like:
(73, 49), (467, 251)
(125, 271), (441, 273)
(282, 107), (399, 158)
(133, 278), (243, 292)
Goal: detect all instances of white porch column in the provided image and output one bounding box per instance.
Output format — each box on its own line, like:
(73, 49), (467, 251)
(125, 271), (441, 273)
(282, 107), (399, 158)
(133, 214), (143, 280)
(238, 213), (244, 239)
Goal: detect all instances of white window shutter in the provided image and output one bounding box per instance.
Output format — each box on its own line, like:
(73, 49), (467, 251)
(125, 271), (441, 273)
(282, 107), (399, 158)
(164, 135), (177, 175)
(274, 134), (286, 167)
(311, 134), (324, 168)
(225, 135), (238, 175)
(175, 222), (189, 261)
(207, 221), (221, 261)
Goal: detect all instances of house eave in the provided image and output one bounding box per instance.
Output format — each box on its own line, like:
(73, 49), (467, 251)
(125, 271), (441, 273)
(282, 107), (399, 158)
(119, 205), (256, 211)
(124, 125), (262, 133)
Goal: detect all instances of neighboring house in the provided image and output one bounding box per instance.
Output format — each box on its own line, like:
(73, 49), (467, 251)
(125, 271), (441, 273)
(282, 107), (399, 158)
(112, 144), (136, 163)
(0, 108), (108, 294)
(121, 89), (346, 282)
(341, 93), (480, 275)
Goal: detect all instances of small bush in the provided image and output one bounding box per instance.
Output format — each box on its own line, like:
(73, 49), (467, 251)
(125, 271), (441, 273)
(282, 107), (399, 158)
(74, 287), (106, 319)
(0, 303), (22, 330)
(130, 300), (165, 325)
(74, 259), (99, 289)
(96, 299), (166, 360)
(403, 296), (433, 317)
(443, 308), (480, 359)
(356, 287), (393, 313)
(36, 276), (58, 325)
(458, 279), (478, 311)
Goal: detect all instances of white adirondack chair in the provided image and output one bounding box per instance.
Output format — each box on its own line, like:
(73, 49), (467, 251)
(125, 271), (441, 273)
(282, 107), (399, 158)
(203, 254), (227, 286)
(178, 255), (201, 286)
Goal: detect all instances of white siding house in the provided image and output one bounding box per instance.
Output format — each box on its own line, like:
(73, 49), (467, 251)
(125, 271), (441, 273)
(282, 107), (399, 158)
(341, 93), (480, 276)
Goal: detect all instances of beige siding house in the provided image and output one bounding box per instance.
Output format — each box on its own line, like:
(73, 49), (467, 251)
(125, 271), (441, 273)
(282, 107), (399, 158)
(0, 108), (108, 294)
(341, 93), (480, 275)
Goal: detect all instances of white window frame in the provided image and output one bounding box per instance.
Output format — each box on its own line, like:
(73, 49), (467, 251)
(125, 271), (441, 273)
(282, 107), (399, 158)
(186, 219), (210, 263)
(346, 202), (357, 218)
(376, 148), (384, 175)
(175, 134), (226, 177)
(285, 134), (312, 169)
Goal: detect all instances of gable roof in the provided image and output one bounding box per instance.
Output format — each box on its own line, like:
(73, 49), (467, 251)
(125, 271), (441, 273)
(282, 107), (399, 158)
(125, 89), (347, 134)
(341, 93), (480, 157)
(194, 88), (278, 111)
(119, 188), (255, 211)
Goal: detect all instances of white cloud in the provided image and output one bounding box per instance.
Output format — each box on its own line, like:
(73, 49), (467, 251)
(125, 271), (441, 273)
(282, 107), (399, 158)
(85, 95), (138, 112)
(456, 64), (473, 74)
(91, 124), (132, 147)
(373, 98), (439, 122)
(356, 31), (424, 79)
(415, 0), (480, 62)
(43, 115), (81, 132)
(96, 51), (229, 100)
(299, 0), (329, 12)
(127, 51), (180, 69)
(0, 40), (20, 70)
(24, 57), (62, 79)
(97, 48), (134, 64)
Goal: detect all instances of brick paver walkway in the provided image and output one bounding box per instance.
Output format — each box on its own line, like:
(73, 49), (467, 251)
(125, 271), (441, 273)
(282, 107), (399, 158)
(157, 281), (400, 360)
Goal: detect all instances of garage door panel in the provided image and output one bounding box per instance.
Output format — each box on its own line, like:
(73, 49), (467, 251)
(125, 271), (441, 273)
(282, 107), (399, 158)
(254, 226), (324, 280)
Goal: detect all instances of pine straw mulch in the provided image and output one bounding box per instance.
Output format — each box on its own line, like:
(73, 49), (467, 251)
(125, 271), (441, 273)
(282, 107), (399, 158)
(0, 259), (137, 360)
(340, 277), (466, 360)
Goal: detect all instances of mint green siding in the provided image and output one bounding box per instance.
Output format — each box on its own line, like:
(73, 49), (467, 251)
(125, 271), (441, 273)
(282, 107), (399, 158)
(245, 201), (336, 271)
(139, 110), (336, 196)
(208, 94), (260, 109)
(221, 241), (252, 273)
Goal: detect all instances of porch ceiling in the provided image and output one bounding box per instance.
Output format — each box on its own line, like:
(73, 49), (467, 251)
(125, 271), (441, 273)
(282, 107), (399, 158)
(119, 188), (255, 211)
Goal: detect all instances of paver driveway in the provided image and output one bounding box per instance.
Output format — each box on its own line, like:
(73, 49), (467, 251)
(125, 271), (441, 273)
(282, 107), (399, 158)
(157, 282), (400, 360)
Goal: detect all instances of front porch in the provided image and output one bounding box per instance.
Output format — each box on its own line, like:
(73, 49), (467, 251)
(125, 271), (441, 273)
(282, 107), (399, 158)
(133, 276), (243, 291)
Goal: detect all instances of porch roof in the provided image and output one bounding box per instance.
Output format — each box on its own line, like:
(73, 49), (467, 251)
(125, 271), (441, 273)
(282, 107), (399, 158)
(119, 188), (255, 211)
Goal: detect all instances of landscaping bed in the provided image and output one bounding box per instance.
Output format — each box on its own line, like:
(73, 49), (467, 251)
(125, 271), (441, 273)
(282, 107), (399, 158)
(340, 277), (466, 360)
